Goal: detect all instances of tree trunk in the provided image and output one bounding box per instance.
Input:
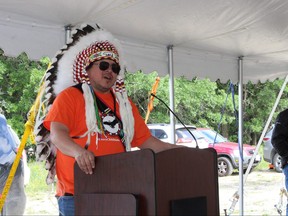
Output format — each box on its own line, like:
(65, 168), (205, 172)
(221, 124), (229, 138)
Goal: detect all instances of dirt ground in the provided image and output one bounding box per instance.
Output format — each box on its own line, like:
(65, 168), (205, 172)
(24, 169), (286, 215)
(24, 190), (58, 215)
(219, 169), (286, 216)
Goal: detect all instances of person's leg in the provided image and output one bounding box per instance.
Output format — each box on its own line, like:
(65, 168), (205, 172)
(4, 160), (26, 215)
(57, 196), (75, 216)
(283, 164), (288, 216)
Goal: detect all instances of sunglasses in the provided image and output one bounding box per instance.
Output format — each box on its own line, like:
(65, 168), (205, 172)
(94, 61), (121, 75)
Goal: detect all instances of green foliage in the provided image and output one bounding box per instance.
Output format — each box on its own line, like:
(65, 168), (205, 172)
(240, 79), (288, 144)
(125, 71), (237, 138)
(125, 70), (288, 145)
(254, 145), (270, 171)
(124, 71), (159, 115)
(0, 49), (48, 154)
(0, 50), (48, 136)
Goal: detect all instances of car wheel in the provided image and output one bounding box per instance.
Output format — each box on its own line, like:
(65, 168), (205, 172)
(218, 157), (233, 177)
(273, 153), (282, 173)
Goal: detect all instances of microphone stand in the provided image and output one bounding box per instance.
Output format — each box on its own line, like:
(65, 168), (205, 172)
(151, 93), (199, 149)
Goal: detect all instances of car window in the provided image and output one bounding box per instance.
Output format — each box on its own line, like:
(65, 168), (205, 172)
(198, 129), (227, 143)
(176, 128), (204, 139)
(149, 129), (168, 139)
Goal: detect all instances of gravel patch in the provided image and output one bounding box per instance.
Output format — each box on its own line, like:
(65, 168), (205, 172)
(219, 169), (286, 216)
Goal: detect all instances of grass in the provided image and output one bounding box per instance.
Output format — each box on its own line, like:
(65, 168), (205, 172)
(25, 161), (55, 196)
(255, 145), (270, 171)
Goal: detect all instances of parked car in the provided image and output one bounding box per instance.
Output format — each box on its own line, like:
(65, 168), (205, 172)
(147, 123), (209, 149)
(197, 128), (262, 177)
(263, 125), (282, 172)
(147, 124), (261, 177)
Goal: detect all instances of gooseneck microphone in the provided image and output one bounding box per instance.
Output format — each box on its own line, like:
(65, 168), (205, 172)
(150, 93), (199, 149)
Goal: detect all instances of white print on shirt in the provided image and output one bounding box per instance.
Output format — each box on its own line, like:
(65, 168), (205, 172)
(98, 136), (120, 142)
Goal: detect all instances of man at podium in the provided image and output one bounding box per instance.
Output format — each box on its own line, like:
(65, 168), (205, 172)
(42, 24), (180, 216)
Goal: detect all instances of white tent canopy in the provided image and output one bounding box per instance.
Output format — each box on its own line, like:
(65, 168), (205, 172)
(1, 0), (288, 83)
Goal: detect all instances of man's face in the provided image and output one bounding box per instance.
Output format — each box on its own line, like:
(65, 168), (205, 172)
(87, 59), (119, 93)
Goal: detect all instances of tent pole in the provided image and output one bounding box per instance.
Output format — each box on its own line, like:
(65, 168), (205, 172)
(167, 45), (176, 144)
(238, 56), (244, 215)
(65, 25), (72, 44)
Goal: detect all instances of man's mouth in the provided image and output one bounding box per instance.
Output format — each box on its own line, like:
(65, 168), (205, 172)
(103, 74), (112, 80)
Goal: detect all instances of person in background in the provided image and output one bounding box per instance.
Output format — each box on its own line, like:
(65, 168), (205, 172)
(271, 108), (288, 216)
(0, 114), (27, 215)
(41, 24), (180, 216)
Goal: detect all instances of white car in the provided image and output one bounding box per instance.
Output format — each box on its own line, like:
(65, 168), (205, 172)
(147, 123), (209, 149)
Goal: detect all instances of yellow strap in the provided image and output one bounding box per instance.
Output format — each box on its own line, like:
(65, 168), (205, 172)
(27, 81), (46, 144)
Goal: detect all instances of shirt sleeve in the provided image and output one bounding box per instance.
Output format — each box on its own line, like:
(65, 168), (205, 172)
(43, 87), (86, 136)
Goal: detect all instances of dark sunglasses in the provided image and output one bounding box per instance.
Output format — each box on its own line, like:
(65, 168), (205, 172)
(94, 61), (121, 75)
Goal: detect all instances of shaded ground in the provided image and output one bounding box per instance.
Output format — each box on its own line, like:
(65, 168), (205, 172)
(24, 190), (58, 215)
(219, 169), (285, 216)
(24, 169), (285, 215)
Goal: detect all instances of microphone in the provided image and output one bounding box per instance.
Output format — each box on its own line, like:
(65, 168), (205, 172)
(150, 93), (199, 149)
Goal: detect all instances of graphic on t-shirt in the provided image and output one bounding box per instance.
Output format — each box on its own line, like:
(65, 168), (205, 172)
(102, 114), (120, 135)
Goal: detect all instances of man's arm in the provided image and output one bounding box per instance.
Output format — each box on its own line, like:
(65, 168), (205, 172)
(50, 122), (95, 174)
(139, 136), (181, 153)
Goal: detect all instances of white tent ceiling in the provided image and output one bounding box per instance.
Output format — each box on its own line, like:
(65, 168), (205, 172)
(1, 0), (288, 83)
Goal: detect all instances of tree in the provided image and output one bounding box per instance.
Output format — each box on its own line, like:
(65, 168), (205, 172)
(0, 49), (48, 137)
(241, 79), (288, 144)
(125, 71), (236, 138)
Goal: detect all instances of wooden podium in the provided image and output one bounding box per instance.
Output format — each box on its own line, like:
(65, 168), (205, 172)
(74, 148), (219, 215)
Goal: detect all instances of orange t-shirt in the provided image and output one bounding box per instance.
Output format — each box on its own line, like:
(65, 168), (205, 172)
(44, 86), (151, 196)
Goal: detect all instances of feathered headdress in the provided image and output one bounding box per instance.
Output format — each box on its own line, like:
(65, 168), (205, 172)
(34, 24), (134, 184)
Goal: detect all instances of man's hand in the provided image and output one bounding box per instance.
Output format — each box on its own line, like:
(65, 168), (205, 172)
(50, 122), (96, 174)
(74, 149), (95, 174)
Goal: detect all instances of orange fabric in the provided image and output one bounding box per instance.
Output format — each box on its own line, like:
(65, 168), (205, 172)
(145, 77), (160, 123)
(147, 77), (160, 112)
(44, 87), (151, 196)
